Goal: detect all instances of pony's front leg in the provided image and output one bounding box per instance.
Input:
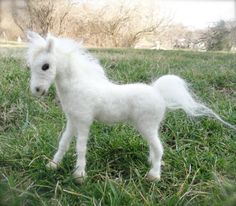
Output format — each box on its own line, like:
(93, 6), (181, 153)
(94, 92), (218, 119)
(47, 120), (75, 169)
(73, 121), (91, 182)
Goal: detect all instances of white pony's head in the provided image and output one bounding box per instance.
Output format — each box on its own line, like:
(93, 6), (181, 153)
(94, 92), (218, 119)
(26, 31), (56, 97)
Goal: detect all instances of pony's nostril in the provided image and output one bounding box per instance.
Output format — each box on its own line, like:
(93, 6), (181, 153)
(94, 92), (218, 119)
(35, 87), (40, 92)
(41, 90), (46, 96)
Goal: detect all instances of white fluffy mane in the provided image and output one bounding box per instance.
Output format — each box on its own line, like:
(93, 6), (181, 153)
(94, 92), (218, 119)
(55, 37), (108, 81)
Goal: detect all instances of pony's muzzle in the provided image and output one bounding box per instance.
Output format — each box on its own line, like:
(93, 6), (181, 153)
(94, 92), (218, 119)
(33, 86), (46, 96)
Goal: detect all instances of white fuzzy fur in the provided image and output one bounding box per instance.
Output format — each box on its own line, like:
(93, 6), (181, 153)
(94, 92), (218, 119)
(26, 31), (235, 181)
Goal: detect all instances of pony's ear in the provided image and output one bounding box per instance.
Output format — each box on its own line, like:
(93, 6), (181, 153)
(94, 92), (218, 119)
(26, 31), (44, 43)
(46, 37), (54, 53)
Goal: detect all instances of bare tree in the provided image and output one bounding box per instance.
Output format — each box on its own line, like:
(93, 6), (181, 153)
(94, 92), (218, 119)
(69, 1), (170, 47)
(200, 20), (234, 51)
(10, 0), (171, 47)
(11, 0), (73, 36)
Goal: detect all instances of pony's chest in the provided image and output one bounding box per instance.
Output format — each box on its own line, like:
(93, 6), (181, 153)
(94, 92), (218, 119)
(57, 88), (95, 114)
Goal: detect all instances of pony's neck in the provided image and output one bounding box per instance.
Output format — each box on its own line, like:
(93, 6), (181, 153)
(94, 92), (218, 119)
(54, 51), (73, 86)
(54, 50), (109, 93)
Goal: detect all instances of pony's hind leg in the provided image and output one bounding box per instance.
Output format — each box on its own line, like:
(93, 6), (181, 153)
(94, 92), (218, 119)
(146, 134), (163, 180)
(148, 145), (154, 163)
(137, 124), (163, 181)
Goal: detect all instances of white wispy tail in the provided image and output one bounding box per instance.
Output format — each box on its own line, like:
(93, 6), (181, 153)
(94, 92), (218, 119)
(152, 75), (236, 130)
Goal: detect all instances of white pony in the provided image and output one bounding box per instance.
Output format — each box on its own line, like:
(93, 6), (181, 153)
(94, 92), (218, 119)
(26, 31), (235, 182)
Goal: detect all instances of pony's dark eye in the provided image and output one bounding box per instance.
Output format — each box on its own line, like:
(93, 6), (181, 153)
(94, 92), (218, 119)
(42, 63), (49, 71)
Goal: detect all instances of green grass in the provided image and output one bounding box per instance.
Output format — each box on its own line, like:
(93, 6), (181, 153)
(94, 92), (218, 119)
(0, 49), (236, 206)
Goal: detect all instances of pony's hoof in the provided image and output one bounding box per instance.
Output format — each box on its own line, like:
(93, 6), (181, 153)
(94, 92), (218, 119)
(146, 170), (161, 182)
(46, 161), (58, 170)
(73, 171), (86, 183)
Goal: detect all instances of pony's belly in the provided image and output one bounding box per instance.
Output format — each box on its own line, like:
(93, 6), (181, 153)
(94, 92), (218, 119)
(95, 110), (129, 124)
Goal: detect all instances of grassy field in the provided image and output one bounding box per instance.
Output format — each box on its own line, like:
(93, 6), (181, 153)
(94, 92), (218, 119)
(0, 49), (236, 206)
